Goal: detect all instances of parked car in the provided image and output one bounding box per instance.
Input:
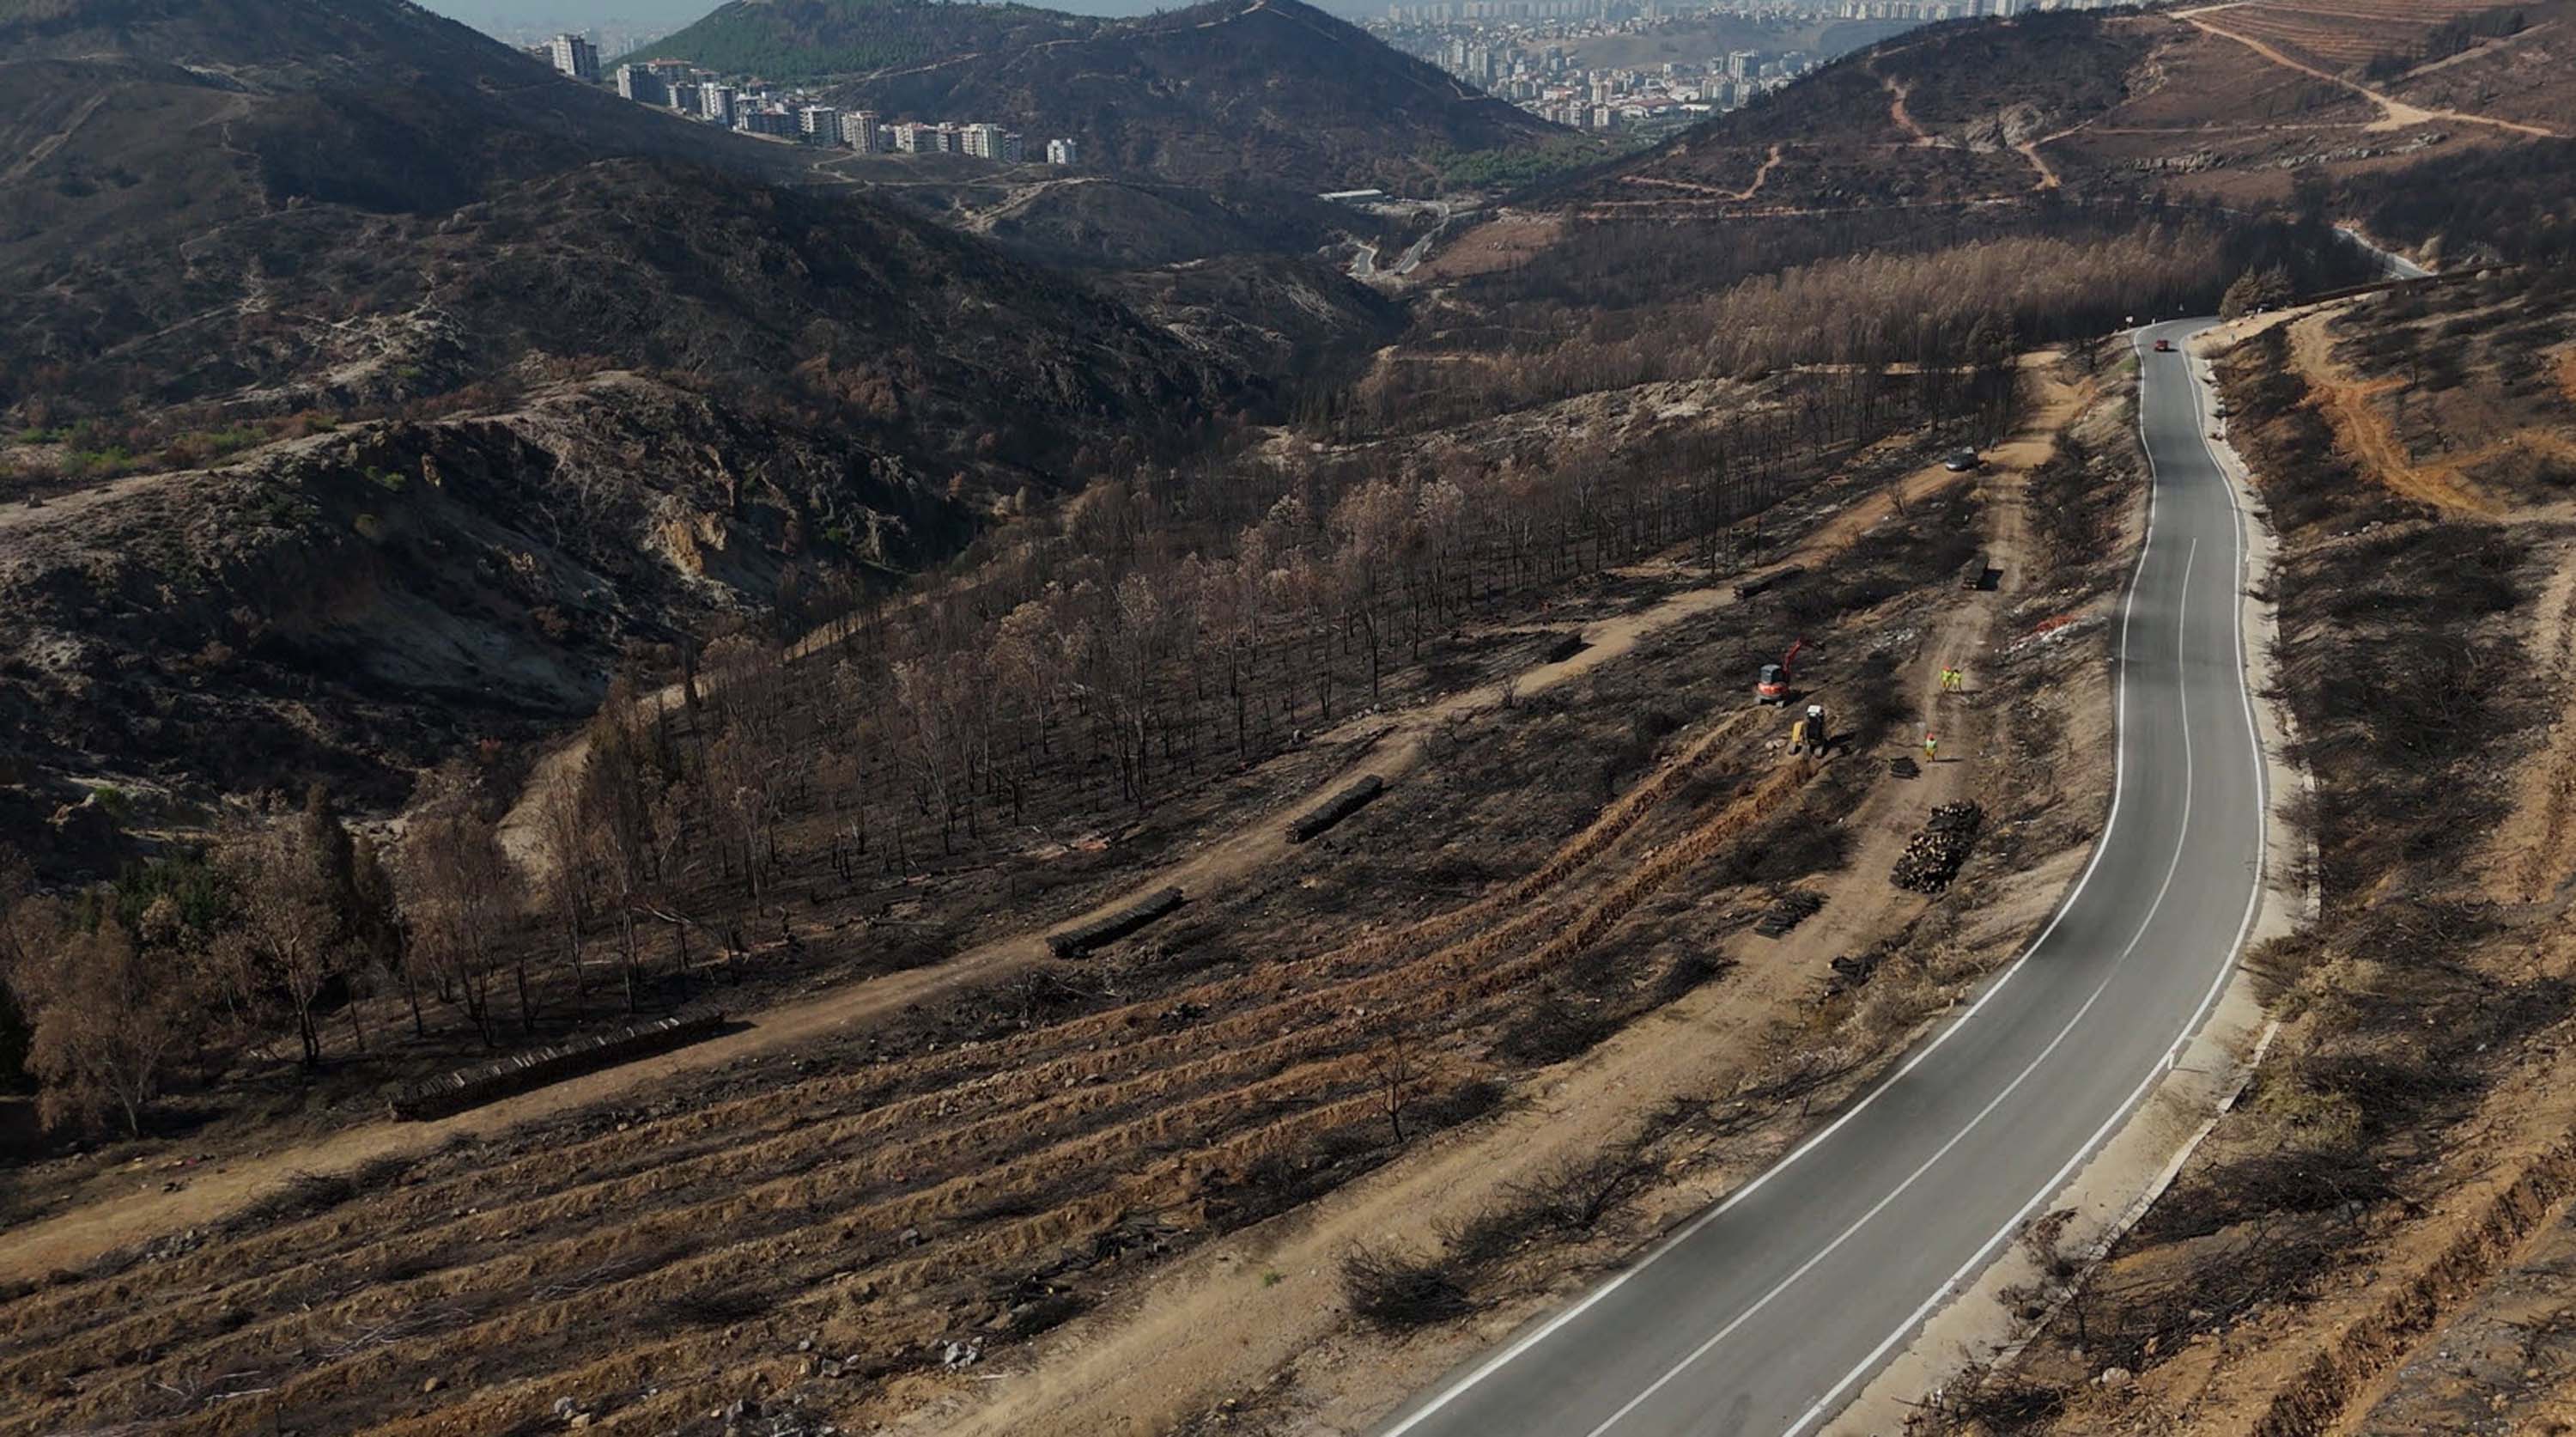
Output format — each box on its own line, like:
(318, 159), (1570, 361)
(1942, 448), (1981, 472)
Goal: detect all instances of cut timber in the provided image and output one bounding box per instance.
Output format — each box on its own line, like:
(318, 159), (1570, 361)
(1891, 801), (1983, 893)
(1286, 774), (1385, 844)
(1828, 949), (1885, 994)
(1736, 563), (1806, 600)
(1048, 887), (1185, 959)
(390, 1011), (727, 1121)
(1889, 755), (1922, 780)
(1753, 888), (1826, 938)
(1543, 630), (1588, 664)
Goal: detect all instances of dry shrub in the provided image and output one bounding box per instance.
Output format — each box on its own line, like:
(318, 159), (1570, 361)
(1745, 1042), (1861, 1105)
(1341, 1240), (1475, 1330)
(2132, 1145), (2394, 1245)
(1650, 951), (1731, 1006)
(223, 1163), (405, 1237)
(1851, 962), (1947, 1041)
(1500, 1150), (1656, 1235)
(1006, 1292), (1091, 1339)
(1493, 992), (1616, 1066)
(2080, 1221), (2342, 1370)
(656, 1283), (775, 1330)
(1908, 1359), (2068, 1434)
(1413, 1076), (1508, 1130)
(1716, 823), (1848, 886)
(2241, 1071), (2368, 1154)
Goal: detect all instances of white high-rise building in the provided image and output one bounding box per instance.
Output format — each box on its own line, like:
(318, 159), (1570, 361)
(1046, 137), (1079, 166)
(547, 33), (600, 83)
(798, 106), (839, 143)
(613, 64), (665, 105)
(841, 110), (883, 151)
(961, 123), (1023, 161)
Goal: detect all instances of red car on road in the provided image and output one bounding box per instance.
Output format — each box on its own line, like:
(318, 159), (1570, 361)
(2154, 338), (2174, 352)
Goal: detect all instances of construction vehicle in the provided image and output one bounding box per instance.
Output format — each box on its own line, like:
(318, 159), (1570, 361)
(1756, 638), (1802, 704)
(1788, 703), (1832, 757)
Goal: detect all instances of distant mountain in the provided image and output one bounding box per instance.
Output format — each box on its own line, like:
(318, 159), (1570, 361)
(620, 0), (1097, 79)
(0, 0), (1262, 807)
(1527, 14), (2148, 218)
(1531, 4), (2567, 222)
(0, 0), (1237, 444)
(637, 0), (1564, 192)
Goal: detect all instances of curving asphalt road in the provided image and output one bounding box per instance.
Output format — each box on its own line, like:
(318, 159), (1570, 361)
(1374, 321), (2269, 1437)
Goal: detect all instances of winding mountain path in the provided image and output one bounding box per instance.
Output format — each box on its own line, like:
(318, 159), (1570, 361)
(1374, 323), (2273, 1437)
(2183, 14), (2561, 137)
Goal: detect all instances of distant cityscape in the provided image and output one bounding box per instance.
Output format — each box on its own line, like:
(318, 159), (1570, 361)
(1368, 0), (2117, 132)
(532, 35), (1078, 164)
(516, 0), (2123, 155)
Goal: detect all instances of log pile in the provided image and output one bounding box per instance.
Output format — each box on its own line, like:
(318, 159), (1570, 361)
(1735, 564), (1805, 600)
(1286, 775), (1385, 843)
(1892, 802), (1983, 893)
(1543, 630), (1588, 664)
(1048, 886), (1185, 959)
(1828, 947), (1893, 996)
(1753, 888), (1826, 938)
(390, 1010), (726, 1121)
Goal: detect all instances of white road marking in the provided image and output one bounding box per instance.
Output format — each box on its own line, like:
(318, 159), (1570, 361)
(1781, 333), (2272, 1435)
(1378, 331), (2245, 1437)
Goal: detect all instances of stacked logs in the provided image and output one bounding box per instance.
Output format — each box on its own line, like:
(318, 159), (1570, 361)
(1048, 887), (1185, 959)
(1286, 775), (1385, 843)
(1892, 801), (1983, 893)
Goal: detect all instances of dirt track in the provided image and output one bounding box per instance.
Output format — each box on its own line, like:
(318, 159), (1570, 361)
(0, 450), (1984, 1289)
(2184, 12), (2562, 137)
(921, 368), (2090, 1437)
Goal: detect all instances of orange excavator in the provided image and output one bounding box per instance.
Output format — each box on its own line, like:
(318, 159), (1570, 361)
(1757, 638), (1802, 705)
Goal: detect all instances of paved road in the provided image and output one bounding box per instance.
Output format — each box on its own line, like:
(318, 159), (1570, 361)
(1375, 321), (2269, 1437)
(2336, 224), (2431, 280)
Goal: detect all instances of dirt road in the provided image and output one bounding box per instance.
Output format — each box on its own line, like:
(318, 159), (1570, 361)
(2184, 14), (2562, 138)
(924, 371), (2087, 1437)
(0, 452), (1987, 1283)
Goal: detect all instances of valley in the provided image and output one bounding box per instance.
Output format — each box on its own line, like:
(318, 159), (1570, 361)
(5, 0), (2576, 1434)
